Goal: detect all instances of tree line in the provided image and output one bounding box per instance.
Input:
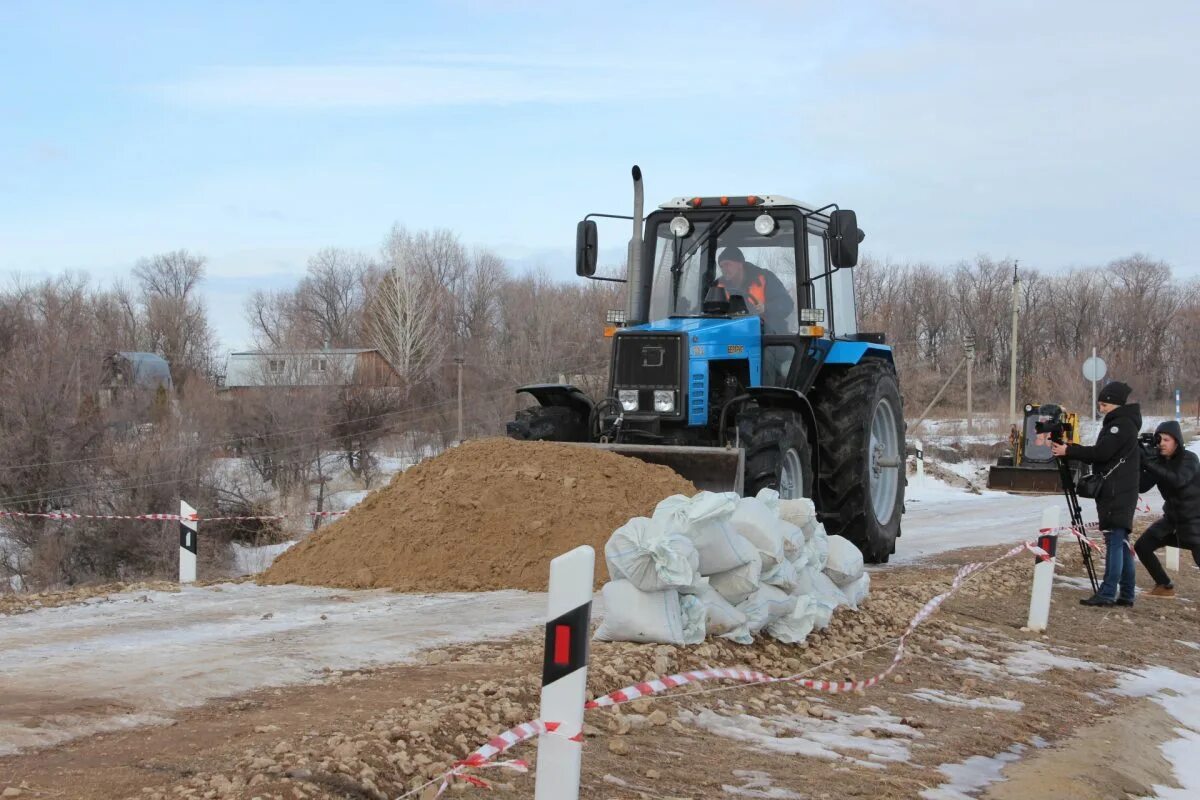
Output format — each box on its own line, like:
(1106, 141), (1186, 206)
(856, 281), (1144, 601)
(854, 254), (1199, 418)
(1, 232), (1194, 590)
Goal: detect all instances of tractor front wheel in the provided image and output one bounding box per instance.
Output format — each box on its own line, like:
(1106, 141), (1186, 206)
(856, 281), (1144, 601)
(506, 405), (588, 442)
(736, 407), (813, 500)
(812, 359), (905, 563)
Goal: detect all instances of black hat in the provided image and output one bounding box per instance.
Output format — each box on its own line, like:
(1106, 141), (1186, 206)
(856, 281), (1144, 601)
(718, 246), (745, 264)
(1098, 381), (1131, 405)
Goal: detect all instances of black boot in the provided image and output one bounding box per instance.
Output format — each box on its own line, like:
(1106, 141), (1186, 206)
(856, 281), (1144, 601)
(1115, 596), (1135, 607)
(1080, 594), (1115, 607)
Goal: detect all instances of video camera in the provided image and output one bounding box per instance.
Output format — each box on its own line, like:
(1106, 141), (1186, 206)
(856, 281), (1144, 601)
(1033, 404), (1074, 443)
(1139, 431), (1161, 458)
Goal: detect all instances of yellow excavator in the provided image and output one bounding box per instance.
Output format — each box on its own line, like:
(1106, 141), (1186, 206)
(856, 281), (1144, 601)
(987, 403), (1081, 493)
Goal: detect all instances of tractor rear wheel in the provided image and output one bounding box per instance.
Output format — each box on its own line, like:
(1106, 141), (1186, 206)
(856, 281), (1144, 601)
(811, 359), (905, 563)
(506, 405), (588, 442)
(736, 407), (813, 500)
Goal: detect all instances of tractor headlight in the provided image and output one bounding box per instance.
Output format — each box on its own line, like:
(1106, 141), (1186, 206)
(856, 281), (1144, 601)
(669, 215), (693, 237)
(653, 390), (675, 413)
(754, 213), (777, 236)
(618, 389), (639, 412)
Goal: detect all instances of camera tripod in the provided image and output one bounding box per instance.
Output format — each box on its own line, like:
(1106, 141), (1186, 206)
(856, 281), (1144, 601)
(1055, 455), (1101, 594)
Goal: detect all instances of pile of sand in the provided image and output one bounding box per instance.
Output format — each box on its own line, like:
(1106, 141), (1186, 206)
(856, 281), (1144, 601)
(260, 438), (696, 592)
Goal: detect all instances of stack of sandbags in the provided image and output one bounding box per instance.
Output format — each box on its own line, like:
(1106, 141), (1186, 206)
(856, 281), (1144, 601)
(595, 488), (872, 647)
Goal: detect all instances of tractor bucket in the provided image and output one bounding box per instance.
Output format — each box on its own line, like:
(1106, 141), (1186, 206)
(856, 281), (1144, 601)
(986, 465), (1063, 494)
(572, 443), (745, 495)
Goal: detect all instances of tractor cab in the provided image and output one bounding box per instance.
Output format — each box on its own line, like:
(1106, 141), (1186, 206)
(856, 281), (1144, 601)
(510, 168), (905, 563)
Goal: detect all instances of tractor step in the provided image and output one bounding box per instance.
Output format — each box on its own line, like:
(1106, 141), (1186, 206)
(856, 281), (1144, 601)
(568, 443), (745, 495)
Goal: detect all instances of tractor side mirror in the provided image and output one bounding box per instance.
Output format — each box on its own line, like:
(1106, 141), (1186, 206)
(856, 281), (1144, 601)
(829, 209), (865, 268)
(576, 220), (598, 277)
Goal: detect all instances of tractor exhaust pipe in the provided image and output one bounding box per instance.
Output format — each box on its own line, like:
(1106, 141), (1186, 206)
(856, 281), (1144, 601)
(626, 165), (648, 325)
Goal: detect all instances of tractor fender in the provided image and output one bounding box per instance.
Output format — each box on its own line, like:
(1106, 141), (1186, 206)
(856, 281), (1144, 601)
(740, 387), (821, 492)
(515, 384), (595, 420)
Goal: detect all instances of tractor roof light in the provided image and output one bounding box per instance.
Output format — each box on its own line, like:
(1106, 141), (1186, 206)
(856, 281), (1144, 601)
(754, 213), (777, 236)
(690, 197), (703, 207)
(669, 215), (693, 237)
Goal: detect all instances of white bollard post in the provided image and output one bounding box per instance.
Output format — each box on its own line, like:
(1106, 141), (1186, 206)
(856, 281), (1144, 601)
(179, 500), (198, 585)
(1166, 546), (1181, 573)
(534, 545), (594, 800)
(915, 439), (925, 487)
(1026, 507), (1060, 633)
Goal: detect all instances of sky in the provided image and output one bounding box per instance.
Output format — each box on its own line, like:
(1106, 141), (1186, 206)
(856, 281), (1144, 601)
(2, 0), (1198, 351)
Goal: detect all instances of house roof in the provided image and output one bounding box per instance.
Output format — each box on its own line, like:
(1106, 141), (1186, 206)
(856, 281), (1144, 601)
(109, 351), (173, 390)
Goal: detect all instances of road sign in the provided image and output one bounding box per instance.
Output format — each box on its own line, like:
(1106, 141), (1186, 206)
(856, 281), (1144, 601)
(1082, 356), (1107, 382)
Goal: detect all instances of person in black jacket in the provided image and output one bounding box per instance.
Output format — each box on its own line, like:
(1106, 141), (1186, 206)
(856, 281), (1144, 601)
(1051, 381), (1141, 607)
(1135, 420), (1200, 598)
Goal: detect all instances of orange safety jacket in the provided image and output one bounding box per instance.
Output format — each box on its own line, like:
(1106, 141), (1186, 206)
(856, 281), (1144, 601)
(718, 272), (768, 309)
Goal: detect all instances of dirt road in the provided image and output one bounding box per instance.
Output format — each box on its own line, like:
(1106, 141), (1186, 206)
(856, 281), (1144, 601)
(4, 537), (1200, 799)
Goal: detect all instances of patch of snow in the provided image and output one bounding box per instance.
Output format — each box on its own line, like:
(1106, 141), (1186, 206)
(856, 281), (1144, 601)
(722, 770), (804, 799)
(1114, 666), (1200, 799)
(678, 705), (921, 768)
(909, 688), (1023, 712)
(1054, 575), (1094, 592)
(920, 743), (1026, 799)
(230, 541), (297, 576)
(1002, 641), (1099, 677)
(937, 636), (990, 657)
(1176, 641), (1200, 651)
(0, 582), (546, 755)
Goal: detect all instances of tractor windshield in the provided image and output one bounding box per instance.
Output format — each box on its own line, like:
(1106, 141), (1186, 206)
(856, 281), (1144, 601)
(647, 217), (799, 334)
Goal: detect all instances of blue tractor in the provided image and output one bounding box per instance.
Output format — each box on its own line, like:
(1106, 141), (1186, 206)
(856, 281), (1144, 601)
(507, 167), (905, 562)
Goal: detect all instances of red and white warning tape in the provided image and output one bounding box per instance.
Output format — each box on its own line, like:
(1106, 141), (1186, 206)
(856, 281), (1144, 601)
(0, 509), (349, 522)
(420, 539), (1037, 796)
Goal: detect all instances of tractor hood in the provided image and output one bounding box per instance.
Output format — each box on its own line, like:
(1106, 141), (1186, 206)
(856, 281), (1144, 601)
(623, 315), (762, 425)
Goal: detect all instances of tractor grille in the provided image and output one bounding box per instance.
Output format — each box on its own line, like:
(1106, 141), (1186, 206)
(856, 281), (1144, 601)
(613, 333), (683, 390)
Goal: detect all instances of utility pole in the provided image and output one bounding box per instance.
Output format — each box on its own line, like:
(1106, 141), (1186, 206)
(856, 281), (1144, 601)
(965, 334), (976, 435)
(454, 356), (465, 443)
(1008, 261), (1021, 424)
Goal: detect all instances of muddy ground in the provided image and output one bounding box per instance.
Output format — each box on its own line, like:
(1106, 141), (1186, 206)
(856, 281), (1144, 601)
(3, 536), (1199, 800)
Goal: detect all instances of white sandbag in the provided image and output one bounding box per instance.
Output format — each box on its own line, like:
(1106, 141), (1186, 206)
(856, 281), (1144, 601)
(708, 552), (763, 606)
(755, 487), (780, 513)
(824, 534), (865, 585)
(791, 564), (819, 597)
(766, 594), (817, 644)
(777, 496), (817, 531)
(810, 598), (835, 631)
(805, 527), (829, 572)
(778, 520), (806, 562)
(728, 497), (786, 571)
(737, 584), (796, 633)
(686, 578), (750, 637)
(840, 571), (870, 611)
(605, 516), (699, 592)
(810, 570), (848, 631)
(761, 557), (801, 595)
(594, 580), (705, 645)
(653, 492), (752, 575)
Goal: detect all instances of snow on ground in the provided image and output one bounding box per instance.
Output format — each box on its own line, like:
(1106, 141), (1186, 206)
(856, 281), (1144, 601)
(0, 582), (545, 755)
(677, 704), (922, 768)
(230, 541), (297, 575)
(721, 770), (804, 799)
(1114, 666), (1200, 799)
(920, 742), (1028, 800)
(908, 689), (1023, 712)
(892, 475), (1064, 565)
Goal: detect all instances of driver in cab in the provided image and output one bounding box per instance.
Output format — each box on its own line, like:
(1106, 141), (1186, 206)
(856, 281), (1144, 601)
(716, 247), (791, 333)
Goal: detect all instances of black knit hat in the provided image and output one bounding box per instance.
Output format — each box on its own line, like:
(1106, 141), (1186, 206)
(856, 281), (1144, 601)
(1098, 381), (1132, 405)
(718, 246), (745, 264)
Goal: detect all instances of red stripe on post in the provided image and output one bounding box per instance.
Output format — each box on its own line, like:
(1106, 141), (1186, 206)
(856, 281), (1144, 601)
(553, 624), (571, 665)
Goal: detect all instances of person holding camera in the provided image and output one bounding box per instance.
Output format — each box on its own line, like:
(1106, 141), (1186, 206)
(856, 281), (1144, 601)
(1134, 420), (1200, 598)
(1050, 381), (1141, 607)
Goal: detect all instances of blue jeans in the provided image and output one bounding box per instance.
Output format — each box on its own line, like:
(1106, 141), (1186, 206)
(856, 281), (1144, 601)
(1098, 528), (1136, 601)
